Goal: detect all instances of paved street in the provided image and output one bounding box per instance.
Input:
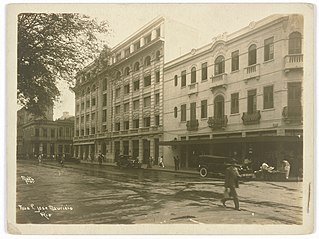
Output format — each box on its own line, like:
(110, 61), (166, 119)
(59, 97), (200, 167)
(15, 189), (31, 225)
(16, 161), (302, 224)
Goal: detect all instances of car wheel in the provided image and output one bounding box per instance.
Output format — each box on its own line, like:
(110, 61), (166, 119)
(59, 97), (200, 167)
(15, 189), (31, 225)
(199, 167), (208, 177)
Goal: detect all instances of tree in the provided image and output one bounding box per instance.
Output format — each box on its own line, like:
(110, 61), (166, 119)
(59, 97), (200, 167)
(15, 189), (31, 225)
(17, 13), (110, 116)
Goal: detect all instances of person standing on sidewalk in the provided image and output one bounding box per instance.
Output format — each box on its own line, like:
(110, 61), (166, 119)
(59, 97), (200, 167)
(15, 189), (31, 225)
(282, 160), (290, 179)
(98, 151), (105, 166)
(221, 159), (241, 211)
(158, 156), (164, 168)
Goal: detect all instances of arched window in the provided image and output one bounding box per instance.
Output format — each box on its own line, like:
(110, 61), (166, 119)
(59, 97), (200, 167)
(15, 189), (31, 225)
(144, 56), (151, 66)
(156, 50), (161, 60)
(134, 62), (140, 71)
(214, 95), (225, 118)
(289, 32), (302, 54)
(87, 87), (90, 94)
(248, 44), (257, 66)
(174, 107), (178, 118)
(191, 67), (196, 83)
(214, 56), (225, 75)
(174, 75), (178, 86)
(124, 67), (130, 76)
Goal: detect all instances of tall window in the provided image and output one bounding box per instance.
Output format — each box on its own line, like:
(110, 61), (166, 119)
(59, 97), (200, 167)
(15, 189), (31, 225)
(174, 107), (178, 118)
(43, 128), (47, 137)
(155, 71), (160, 83)
(103, 94), (107, 106)
(155, 115), (160, 126)
(133, 80), (140, 91)
(191, 67), (196, 83)
(144, 34), (151, 44)
(115, 123), (121, 131)
(288, 82), (302, 117)
(91, 113), (95, 121)
(263, 85), (274, 109)
(231, 50), (239, 71)
(190, 102), (196, 120)
(201, 62), (207, 81)
(86, 100), (90, 108)
(247, 89), (257, 113)
(201, 100), (207, 119)
(143, 117), (150, 127)
(102, 110), (107, 122)
(289, 32), (302, 54)
(115, 88), (121, 98)
(181, 104), (186, 122)
(231, 93), (239, 114)
(214, 56), (225, 75)
(51, 129), (55, 137)
(124, 121), (129, 130)
(155, 93), (160, 105)
(156, 50), (161, 60)
(144, 96), (151, 108)
(181, 70), (186, 87)
(124, 67), (130, 76)
(133, 100), (140, 110)
(124, 102), (129, 112)
(144, 75), (151, 87)
(92, 98), (96, 106)
(134, 41), (140, 51)
(115, 105), (121, 114)
(144, 56), (151, 66)
(134, 62), (140, 71)
(214, 95), (225, 118)
(133, 119), (139, 128)
(174, 75), (178, 86)
(264, 37), (274, 61)
(124, 84), (130, 94)
(248, 44), (257, 66)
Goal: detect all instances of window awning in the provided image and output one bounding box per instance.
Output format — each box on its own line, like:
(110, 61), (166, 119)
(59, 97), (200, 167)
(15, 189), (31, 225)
(159, 136), (302, 146)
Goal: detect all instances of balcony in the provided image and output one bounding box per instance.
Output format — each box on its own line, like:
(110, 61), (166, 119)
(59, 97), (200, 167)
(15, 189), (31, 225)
(282, 106), (302, 124)
(120, 130), (129, 135)
(186, 119), (199, 131)
(284, 54), (303, 72)
(210, 73), (228, 92)
(129, 129), (139, 134)
(113, 131), (120, 136)
(207, 116), (228, 129)
(241, 110), (261, 125)
(188, 82), (198, 96)
(139, 127), (150, 133)
(243, 64), (260, 81)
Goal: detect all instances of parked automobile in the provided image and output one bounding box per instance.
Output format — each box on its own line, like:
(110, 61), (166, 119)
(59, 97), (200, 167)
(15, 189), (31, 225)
(116, 155), (141, 168)
(198, 155), (254, 179)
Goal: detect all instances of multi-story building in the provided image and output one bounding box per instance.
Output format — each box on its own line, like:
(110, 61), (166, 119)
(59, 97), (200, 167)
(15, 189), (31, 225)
(73, 16), (199, 163)
(19, 109), (74, 159)
(161, 14), (303, 177)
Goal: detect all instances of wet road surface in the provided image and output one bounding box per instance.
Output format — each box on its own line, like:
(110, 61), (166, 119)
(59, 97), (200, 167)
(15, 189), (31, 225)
(16, 161), (303, 224)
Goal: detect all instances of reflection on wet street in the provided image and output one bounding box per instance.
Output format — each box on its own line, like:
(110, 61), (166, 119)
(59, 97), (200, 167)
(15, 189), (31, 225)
(16, 161), (303, 224)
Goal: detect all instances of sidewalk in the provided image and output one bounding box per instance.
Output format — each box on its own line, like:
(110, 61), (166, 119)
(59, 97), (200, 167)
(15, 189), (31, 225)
(79, 159), (198, 175)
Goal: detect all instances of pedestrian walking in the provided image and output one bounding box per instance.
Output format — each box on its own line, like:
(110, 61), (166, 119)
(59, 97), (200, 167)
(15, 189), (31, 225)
(37, 154), (42, 165)
(98, 151), (104, 166)
(282, 160), (290, 179)
(174, 156), (180, 170)
(60, 154), (65, 167)
(148, 156), (153, 168)
(221, 159), (241, 211)
(158, 156), (164, 168)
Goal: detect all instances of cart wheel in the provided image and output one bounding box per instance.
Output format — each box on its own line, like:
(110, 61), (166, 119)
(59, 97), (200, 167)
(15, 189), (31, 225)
(199, 167), (208, 177)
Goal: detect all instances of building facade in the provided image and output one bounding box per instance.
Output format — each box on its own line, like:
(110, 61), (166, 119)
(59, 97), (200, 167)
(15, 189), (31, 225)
(73, 17), (199, 163)
(17, 108), (74, 160)
(161, 14), (303, 177)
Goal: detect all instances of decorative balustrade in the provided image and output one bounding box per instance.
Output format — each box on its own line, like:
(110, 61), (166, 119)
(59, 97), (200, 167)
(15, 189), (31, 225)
(241, 110), (261, 125)
(188, 82), (198, 96)
(186, 119), (199, 131)
(284, 54), (303, 72)
(243, 64), (260, 81)
(207, 115), (228, 129)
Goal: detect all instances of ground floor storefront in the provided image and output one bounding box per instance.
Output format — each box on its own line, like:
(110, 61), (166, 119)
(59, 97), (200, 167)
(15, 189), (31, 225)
(74, 134), (163, 164)
(160, 136), (303, 178)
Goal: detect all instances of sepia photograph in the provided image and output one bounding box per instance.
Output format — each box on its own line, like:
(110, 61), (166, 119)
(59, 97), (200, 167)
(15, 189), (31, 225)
(5, 2), (315, 236)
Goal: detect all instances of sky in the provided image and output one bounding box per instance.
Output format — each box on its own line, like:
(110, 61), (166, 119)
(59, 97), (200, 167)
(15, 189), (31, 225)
(52, 3), (303, 119)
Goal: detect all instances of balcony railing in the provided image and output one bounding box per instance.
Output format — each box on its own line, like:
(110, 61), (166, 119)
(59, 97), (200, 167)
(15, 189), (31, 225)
(129, 129), (139, 134)
(207, 116), (228, 129)
(186, 119), (199, 131)
(282, 106), (302, 124)
(284, 54), (303, 72)
(139, 127), (150, 133)
(210, 73), (228, 92)
(243, 64), (260, 81)
(188, 82), (198, 96)
(242, 110), (261, 125)
(120, 130), (129, 135)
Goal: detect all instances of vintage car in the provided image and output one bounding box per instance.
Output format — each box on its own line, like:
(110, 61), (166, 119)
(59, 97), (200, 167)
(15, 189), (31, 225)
(198, 155), (254, 179)
(116, 155), (142, 169)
